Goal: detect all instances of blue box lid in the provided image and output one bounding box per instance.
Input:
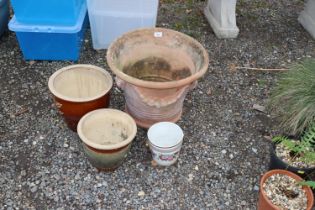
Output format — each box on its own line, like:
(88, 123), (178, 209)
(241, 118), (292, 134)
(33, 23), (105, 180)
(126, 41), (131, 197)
(9, 3), (86, 33)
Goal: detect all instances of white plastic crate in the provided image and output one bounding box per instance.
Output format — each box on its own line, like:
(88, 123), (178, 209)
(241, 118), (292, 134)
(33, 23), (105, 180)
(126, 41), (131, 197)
(87, 0), (159, 49)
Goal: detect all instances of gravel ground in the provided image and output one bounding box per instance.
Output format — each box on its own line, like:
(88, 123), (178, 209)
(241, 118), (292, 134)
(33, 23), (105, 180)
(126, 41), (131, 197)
(1, 0), (314, 209)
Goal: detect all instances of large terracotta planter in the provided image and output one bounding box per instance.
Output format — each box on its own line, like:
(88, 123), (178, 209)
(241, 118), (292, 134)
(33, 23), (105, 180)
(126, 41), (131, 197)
(77, 109), (137, 171)
(48, 64), (113, 131)
(258, 169), (314, 210)
(107, 28), (209, 128)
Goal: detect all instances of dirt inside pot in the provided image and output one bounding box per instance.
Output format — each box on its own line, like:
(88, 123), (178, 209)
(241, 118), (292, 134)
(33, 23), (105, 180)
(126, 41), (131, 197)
(122, 56), (192, 82)
(276, 144), (315, 168)
(83, 118), (129, 146)
(263, 173), (307, 210)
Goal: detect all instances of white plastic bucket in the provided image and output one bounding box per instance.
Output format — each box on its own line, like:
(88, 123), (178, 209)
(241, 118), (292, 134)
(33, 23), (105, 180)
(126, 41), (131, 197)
(147, 122), (184, 166)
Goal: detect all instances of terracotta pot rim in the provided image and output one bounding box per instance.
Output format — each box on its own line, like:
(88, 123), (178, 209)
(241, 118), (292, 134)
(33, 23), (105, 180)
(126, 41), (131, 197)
(77, 109), (137, 150)
(48, 64), (113, 103)
(106, 27), (209, 89)
(259, 169), (314, 210)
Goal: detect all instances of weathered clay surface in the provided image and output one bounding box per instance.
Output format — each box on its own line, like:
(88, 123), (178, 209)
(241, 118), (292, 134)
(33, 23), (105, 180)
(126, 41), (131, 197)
(107, 28), (209, 128)
(123, 81), (189, 128)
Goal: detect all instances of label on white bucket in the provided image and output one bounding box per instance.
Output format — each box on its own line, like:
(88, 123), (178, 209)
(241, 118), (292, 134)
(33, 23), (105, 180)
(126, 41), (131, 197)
(154, 32), (163, 38)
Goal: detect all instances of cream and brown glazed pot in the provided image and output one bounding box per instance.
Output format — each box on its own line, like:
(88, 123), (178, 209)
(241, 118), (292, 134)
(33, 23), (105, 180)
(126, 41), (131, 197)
(48, 64), (113, 131)
(107, 27), (209, 128)
(77, 109), (137, 171)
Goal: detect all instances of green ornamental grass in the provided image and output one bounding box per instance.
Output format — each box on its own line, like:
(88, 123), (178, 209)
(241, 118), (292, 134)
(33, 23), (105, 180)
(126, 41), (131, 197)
(269, 59), (315, 135)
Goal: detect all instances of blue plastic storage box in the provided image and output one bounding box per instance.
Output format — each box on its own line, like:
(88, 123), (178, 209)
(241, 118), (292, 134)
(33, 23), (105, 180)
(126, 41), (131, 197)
(0, 0), (9, 37)
(10, 0), (85, 26)
(8, 5), (88, 61)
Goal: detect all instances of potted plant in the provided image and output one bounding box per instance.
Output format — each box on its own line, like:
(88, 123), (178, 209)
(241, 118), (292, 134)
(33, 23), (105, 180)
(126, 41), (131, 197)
(269, 58), (315, 136)
(269, 123), (315, 178)
(258, 169), (314, 210)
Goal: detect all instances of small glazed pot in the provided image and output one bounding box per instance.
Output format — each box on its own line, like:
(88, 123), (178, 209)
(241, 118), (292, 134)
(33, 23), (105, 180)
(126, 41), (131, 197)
(107, 28), (209, 128)
(258, 169), (314, 210)
(269, 143), (315, 178)
(147, 122), (184, 166)
(48, 64), (113, 131)
(77, 109), (137, 171)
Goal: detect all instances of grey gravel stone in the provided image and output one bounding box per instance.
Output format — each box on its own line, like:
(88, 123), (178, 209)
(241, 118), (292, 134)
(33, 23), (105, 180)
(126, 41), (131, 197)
(254, 185), (260, 191)
(30, 186), (37, 193)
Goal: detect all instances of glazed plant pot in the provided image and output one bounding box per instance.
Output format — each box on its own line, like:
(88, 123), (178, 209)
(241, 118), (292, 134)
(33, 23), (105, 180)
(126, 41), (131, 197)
(48, 64), (113, 131)
(258, 169), (314, 210)
(147, 122), (184, 166)
(107, 28), (209, 128)
(269, 143), (315, 178)
(77, 109), (137, 171)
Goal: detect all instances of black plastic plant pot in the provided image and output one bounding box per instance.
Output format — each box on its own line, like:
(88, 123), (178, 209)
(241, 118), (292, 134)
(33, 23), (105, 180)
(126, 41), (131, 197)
(269, 143), (315, 179)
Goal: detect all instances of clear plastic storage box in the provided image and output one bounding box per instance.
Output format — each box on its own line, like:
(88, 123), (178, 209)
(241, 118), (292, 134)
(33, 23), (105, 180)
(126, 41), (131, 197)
(9, 5), (88, 61)
(87, 0), (159, 49)
(10, 0), (86, 26)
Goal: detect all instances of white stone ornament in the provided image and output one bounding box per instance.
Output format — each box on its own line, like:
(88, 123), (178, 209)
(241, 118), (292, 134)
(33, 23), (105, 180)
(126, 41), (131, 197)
(299, 0), (315, 39)
(204, 0), (239, 39)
